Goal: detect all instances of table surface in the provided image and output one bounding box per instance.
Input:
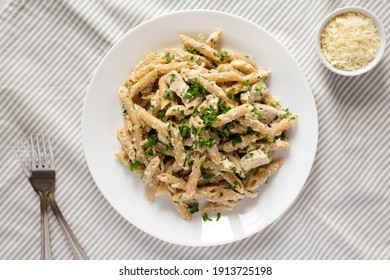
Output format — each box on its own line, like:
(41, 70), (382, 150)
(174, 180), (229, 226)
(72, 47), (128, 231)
(0, 0), (389, 260)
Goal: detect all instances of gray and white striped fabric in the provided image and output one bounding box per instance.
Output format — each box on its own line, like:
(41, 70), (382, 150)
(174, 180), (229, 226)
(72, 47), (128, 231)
(0, 0), (389, 259)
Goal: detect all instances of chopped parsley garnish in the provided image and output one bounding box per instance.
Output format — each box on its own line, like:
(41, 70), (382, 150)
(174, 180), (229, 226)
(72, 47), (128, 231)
(172, 171), (181, 178)
(179, 125), (190, 137)
(231, 166), (237, 173)
(244, 152), (254, 159)
(217, 100), (231, 114)
(192, 127), (201, 136)
(276, 130), (287, 140)
(142, 133), (158, 149)
(233, 180), (239, 186)
(122, 104), (128, 116)
(242, 79), (249, 85)
(283, 108), (292, 118)
(252, 107), (263, 117)
(144, 149), (154, 156)
(184, 92), (193, 99)
(219, 192), (224, 197)
(193, 107), (200, 116)
(271, 101), (280, 108)
(227, 88), (235, 95)
(199, 137), (215, 148)
(201, 165), (215, 179)
(149, 104), (155, 113)
(232, 134), (242, 147)
(185, 78), (206, 99)
(193, 137), (215, 149)
(187, 203), (199, 214)
(246, 127), (253, 134)
(165, 52), (172, 63)
(216, 212), (221, 221)
(212, 60), (218, 68)
(254, 85), (261, 92)
(157, 109), (167, 119)
(202, 173), (215, 179)
(186, 47), (200, 55)
(163, 89), (173, 99)
(169, 74), (175, 83)
(203, 107), (219, 126)
(216, 126), (231, 140)
(129, 161), (141, 171)
(219, 50), (228, 62)
(202, 213), (212, 222)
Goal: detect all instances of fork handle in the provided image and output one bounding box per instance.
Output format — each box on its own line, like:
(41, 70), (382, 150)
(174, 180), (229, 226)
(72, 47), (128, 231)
(47, 194), (89, 260)
(39, 192), (52, 260)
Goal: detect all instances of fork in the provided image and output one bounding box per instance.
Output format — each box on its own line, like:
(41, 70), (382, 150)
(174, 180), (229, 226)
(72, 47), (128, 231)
(13, 134), (88, 260)
(12, 137), (52, 259)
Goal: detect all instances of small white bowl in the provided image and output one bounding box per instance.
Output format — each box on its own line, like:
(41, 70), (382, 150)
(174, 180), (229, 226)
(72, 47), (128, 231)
(316, 6), (386, 76)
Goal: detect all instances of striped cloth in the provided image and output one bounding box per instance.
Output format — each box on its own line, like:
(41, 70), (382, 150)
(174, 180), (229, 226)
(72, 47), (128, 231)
(0, 0), (389, 260)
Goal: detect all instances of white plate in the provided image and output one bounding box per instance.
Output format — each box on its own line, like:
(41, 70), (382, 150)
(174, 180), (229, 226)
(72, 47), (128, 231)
(82, 10), (318, 246)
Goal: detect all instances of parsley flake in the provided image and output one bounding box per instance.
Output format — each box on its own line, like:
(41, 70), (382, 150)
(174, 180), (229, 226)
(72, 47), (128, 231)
(186, 47), (200, 55)
(193, 137), (215, 149)
(203, 107), (219, 126)
(201, 165), (215, 179)
(157, 109), (167, 119)
(122, 104), (128, 116)
(186, 78), (206, 99)
(244, 152), (254, 159)
(179, 125), (190, 137)
(188, 203), (199, 214)
(202, 213), (212, 222)
(219, 50), (228, 62)
(217, 100), (231, 114)
(169, 74), (175, 83)
(163, 89), (173, 99)
(165, 52), (172, 63)
(283, 108), (292, 118)
(253, 107), (263, 117)
(142, 133), (158, 149)
(242, 79), (249, 85)
(193, 107), (200, 116)
(232, 134), (242, 147)
(129, 161), (141, 171)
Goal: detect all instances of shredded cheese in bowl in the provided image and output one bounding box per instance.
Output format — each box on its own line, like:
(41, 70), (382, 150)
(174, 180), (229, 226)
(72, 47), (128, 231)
(320, 12), (380, 71)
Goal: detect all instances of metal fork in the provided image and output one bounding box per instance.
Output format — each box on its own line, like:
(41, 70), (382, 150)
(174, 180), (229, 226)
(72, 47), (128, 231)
(13, 134), (88, 260)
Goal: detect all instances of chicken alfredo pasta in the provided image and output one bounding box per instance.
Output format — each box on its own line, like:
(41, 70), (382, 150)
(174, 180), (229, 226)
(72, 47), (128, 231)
(115, 29), (297, 221)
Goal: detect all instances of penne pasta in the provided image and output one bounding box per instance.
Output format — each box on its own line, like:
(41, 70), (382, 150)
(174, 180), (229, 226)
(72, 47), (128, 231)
(115, 29), (297, 221)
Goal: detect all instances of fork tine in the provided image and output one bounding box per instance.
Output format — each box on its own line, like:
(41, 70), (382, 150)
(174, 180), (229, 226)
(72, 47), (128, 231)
(21, 138), (32, 165)
(41, 134), (47, 168)
(30, 135), (36, 168)
(12, 142), (31, 177)
(35, 134), (42, 167)
(46, 134), (55, 169)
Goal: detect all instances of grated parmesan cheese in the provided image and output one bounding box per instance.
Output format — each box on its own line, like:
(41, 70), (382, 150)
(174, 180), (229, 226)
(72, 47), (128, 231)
(320, 12), (380, 71)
